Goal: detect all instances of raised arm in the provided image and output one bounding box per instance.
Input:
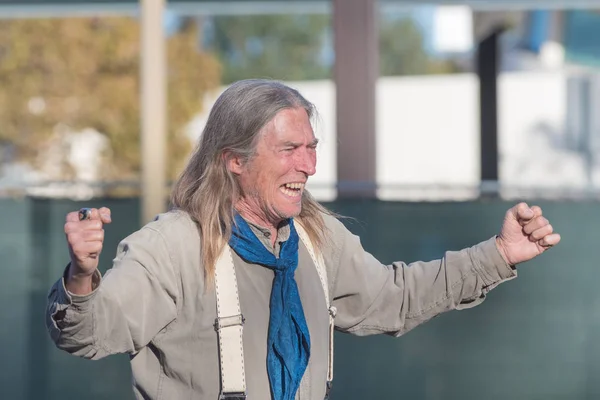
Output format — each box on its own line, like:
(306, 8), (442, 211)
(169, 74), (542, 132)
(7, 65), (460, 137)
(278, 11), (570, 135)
(46, 208), (179, 359)
(325, 203), (559, 337)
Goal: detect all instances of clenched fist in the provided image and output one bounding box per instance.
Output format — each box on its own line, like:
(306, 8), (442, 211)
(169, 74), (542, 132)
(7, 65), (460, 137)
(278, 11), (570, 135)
(64, 207), (111, 294)
(496, 202), (561, 266)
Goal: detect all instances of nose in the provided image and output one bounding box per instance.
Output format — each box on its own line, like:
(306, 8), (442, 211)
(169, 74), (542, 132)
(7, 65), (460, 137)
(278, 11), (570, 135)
(296, 148), (317, 176)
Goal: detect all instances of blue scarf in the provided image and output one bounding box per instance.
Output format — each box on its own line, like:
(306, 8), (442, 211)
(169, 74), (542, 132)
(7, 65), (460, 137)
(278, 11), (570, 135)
(229, 213), (310, 400)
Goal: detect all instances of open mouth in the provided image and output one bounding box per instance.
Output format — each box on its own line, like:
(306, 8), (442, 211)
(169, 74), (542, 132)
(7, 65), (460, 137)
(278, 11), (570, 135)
(279, 182), (305, 198)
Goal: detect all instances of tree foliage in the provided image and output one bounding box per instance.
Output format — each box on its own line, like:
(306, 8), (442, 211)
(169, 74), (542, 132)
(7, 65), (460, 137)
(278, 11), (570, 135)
(0, 16), (220, 181)
(208, 13), (459, 83)
(379, 17), (460, 77)
(209, 14), (330, 83)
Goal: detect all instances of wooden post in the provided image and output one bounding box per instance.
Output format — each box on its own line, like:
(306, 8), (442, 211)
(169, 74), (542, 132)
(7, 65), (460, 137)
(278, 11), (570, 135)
(140, 0), (167, 223)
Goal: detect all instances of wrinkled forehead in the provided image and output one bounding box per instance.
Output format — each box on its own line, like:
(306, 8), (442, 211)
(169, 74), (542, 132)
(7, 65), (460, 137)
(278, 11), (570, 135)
(261, 108), (316, 143)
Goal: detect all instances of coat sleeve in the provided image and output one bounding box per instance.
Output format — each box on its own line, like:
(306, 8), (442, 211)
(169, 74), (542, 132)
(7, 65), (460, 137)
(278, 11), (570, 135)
(323, 215), (516, 337)
(45, 226), (180, 359)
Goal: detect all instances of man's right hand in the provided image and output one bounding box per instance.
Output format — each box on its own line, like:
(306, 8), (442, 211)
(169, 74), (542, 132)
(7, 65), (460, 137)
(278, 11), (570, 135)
(64, 207), (112, 294)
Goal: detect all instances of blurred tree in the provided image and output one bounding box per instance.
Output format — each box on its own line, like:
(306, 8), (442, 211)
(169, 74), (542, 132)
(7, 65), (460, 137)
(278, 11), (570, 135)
(379, 17), (460, 76)
(209, 14), (330, 83)
(0, 16), (220, 181)
(208, 13), (458, 82)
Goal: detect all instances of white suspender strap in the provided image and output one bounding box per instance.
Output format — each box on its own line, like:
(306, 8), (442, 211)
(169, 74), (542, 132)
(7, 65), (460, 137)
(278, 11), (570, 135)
(214, 222), (335, 400)
(214, 246), (247, 400)
(295, 223), (336, 399)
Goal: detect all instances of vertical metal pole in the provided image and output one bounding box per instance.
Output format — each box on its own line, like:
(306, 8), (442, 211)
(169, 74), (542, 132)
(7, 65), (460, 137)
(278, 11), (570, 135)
(333, 0), (378, 198)
(478, 28), (502, 196)
(141, 0), (167, 223)
(548, 10), (565, 43)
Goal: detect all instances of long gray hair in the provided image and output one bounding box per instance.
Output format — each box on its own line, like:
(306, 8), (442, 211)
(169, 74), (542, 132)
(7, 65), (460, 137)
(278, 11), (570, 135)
(170, 79), (332, 282)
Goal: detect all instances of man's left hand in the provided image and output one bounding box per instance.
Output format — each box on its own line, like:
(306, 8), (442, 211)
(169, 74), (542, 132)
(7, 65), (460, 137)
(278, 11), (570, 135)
(496, 202), (561, 266)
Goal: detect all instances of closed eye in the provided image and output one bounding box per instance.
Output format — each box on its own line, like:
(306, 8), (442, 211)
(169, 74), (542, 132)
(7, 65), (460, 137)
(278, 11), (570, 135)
(281, 139), (318, 152)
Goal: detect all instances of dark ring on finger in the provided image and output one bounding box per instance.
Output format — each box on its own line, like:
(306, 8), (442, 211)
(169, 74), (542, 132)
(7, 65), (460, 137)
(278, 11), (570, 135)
(78, 208), (92, 221)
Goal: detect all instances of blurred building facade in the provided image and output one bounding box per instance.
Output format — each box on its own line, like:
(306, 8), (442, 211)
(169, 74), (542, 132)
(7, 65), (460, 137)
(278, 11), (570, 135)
(0, 2), (598, 202)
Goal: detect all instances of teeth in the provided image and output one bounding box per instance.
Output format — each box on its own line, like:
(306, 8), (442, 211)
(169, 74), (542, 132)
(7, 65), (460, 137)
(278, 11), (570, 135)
(284, 182), (305, 190)
(280, 183), (304, 197)
(280, 187), (302, 197)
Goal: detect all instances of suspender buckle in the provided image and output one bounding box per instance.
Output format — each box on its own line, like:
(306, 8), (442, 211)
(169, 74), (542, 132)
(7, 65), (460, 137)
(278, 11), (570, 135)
(214, 314), (245, 331)
(328, 306), (337, 318)
(324, 380), (333, 400)
(219, 392), (247, 400)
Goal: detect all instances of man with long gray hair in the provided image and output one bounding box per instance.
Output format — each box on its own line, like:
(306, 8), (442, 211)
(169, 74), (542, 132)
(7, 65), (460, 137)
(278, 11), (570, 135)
(46, 79), (561, 400)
